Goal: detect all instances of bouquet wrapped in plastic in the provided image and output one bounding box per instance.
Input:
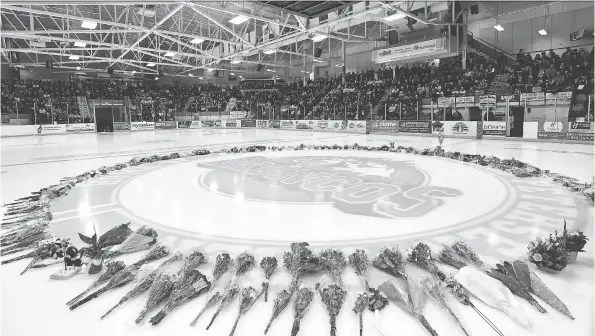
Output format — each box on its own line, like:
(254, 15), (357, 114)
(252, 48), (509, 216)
(105, 225), (159, 258)
(70, 265), (140, 311)
(488, 261), (547, 313)
(135, 271), (176, 323)
(455, 266), (530, 330)
(421, 276), (469, 336)
(348, 249), (370, 290)
(101, 252), (183, 319)
(67, 260), (126, 306)
(291, 286), (315, 336)
(149, 269), (211, 325)
(207, 284), (240, 330)
(189, 252), (232, 327)
(229, 286), (260, 336)
(320, 249), (347, 286)
(283, 242), (322, 291)
(379, 278), (438, 336)
(373, 246), (407, 280)
(264, 287), (292, 334)
(318, 283), (347, 336)
(260, 256), (278, 302)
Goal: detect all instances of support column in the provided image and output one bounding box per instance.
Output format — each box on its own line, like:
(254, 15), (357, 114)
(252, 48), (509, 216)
(303, 55), (307, 86)
(341, 41), (346, 84)
(462, 9), (468, 70)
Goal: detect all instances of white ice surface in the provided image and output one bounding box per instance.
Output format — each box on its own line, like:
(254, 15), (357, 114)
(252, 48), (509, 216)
(1, 129), (594, 336)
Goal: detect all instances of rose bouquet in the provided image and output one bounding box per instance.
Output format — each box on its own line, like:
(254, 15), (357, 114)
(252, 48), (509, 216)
(283, 242), (322, 290)
(561, 220), (588, 263)
(291, 286), (315, 336)
(260, 256), (278, 302)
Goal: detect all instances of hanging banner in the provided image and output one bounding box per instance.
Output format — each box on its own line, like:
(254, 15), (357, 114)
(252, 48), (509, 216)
(131, 121), (155, 131)
(482, 121), (506, 136)
(399, 121), (431, 133)
(229, 111), (247, 119)
(370, 120), (399, 133)
(520, 92), (545, 101)
(437, 97), (455, 106)
(546, 92), (573, 100)
(240, 120), (256, 128)
(154, 121), (177, 129)
(455, 96), (475, 105)
(374, 38), (447, 63)
(537, 120), (568, 139)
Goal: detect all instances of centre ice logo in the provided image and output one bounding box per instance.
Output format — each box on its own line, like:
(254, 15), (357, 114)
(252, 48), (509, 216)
(197, 156), (462, 218)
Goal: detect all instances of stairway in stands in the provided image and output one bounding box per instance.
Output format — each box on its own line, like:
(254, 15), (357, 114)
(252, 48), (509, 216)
(77, 96), (90, 120)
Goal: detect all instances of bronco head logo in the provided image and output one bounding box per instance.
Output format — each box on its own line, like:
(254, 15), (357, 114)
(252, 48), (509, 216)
(197, 156), (461, 219)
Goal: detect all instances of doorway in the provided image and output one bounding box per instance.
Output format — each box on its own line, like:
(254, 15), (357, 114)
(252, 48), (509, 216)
(509, 106), (524, 137)
(95, 107), (114, 132)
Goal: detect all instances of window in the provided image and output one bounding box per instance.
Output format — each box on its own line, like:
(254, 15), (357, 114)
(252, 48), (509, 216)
(319, 13), (328, 23)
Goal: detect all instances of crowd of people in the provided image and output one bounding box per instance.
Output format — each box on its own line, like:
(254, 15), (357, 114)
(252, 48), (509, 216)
(1, 47), (592, 124)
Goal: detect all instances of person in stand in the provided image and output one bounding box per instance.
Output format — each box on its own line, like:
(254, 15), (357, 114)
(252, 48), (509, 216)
(452, 108), (463, 121)
(483, 107), (495, 121)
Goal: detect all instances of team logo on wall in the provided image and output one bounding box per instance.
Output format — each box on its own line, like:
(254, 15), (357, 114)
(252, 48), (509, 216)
(318, 121), (328, 129)
(543, 122), (563, 132)
(451, 122), (469, 134)
(197, 156), (462, 218)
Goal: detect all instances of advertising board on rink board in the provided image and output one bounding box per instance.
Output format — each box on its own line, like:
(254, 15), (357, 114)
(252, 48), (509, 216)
(130, 121), (155, 131)
(283, 120), (367, 133)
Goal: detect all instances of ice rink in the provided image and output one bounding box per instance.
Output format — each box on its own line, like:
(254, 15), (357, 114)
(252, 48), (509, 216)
(1, 129), (594, 336)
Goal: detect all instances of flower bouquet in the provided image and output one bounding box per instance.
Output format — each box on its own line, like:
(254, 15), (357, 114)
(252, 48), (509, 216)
(352, 292), (368, 336)
(260, 256), (278, 302)
(283, 242), (322, 290)
(135, 271), (176, 323)
(320, 249), (347, 286)
(488, 262), (547, 313)
(70, 265), (139, 311)
(527, 233), (568, 272)
(348, 249), (370, 290)
(378, 278), (438, 336)
(372, 246), (407, 281)
(207, 284), (240, 330)
(189, 252), (231, 327)
(317, 283), (347, 336)
(291, 286), (315, 336)
(101, 252), (183, 319)
(264, 287), (292, 334)
(229, 286), (260, 336)
(66, 260), (126, 306)
(105, 225), (159, 258)
(149, 269), (211, 325)
(561, 220), (588, 264)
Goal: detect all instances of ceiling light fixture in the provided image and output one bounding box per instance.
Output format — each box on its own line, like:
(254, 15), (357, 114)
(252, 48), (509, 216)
(155, 76), (159, 80)
(81, 20), (97, 29)
(311, 34), (327, 42)
(263, 49), (276, 55)
(74, 41), (87, 47)
(68, 55), (80, 60)
(313, 59), (323, 63)
(146, 62), (156, 67)
(164, 52), (175, 57)
(230, 60), (241, 64)
(76, 66), (81, 70)
(493, 24), (504, 32)
(188, 73), (194, 77)
(229, 15), (248, 25)
(131, 70), (136, 74)
(383, 12), (406, 22)
(538, 29), (547, 35)
(190, 37), (204, 44)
